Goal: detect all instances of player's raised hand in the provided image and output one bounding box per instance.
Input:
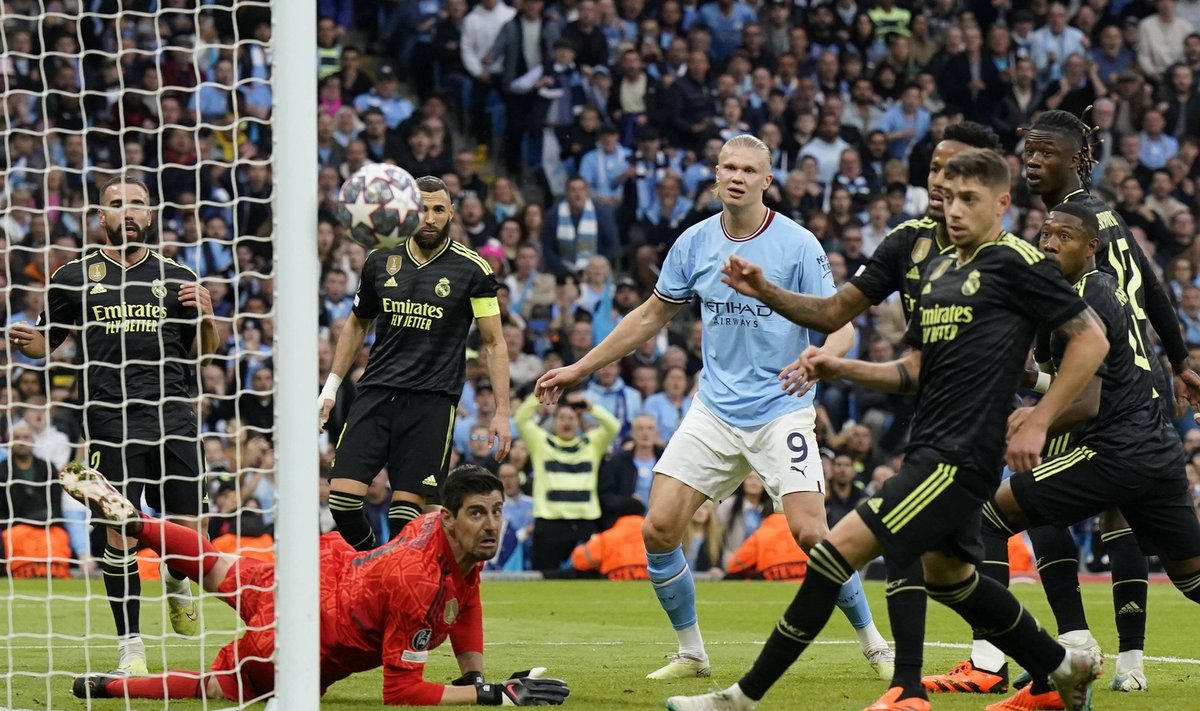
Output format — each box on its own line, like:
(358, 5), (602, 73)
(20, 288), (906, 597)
(476, 675), (570, 705)
(534, 365), (584, 405)
(779, 355), (817, 397)
(720, 254), (769, 299)
(490, 411), (512, 462)
(1005, 406), (1045, 472)
(178, 282), (213, 315)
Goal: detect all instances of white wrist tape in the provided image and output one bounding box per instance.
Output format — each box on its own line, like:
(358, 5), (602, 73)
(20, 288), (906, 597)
(319, 373), (343, 403)
(1034, 371), (1052, 394)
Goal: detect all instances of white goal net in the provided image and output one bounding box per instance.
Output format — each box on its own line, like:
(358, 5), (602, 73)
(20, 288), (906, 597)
(0, 1), (311, 708)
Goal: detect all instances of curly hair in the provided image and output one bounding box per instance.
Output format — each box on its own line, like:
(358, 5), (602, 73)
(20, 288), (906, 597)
(1027, 110), (1098, 191)
(942, 120), (1002, 153)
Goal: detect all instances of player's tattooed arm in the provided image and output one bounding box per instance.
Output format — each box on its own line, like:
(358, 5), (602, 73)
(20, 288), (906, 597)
(801, 345), (921, 394)
(721, 255), (870, 333)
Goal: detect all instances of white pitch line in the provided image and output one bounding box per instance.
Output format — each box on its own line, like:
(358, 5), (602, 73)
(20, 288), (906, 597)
(3, 638), (1199, 666)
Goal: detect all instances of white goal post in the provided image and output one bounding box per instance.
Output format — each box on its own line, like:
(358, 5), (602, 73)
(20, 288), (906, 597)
(270, 0), (320, 709)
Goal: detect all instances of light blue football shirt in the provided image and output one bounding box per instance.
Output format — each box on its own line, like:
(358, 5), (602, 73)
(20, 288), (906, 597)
(653, 209), (834, 428)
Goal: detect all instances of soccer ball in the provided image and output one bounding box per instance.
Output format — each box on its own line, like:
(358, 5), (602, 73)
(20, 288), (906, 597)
(336, 163), (423, 249)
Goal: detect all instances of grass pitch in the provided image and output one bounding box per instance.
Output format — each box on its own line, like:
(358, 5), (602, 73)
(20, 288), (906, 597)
(2, 578), (1198, 710)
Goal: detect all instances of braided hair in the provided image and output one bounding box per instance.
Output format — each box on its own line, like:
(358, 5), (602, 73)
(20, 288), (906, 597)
(1027, 110), (1098, 191)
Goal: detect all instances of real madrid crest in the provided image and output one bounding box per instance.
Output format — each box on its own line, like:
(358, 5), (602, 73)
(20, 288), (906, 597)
(151, 279), (169, 299)
(910, 237), (932, 263)
(443, 598), (459, 624)
(386, 255), (403, 275)
(435, 277), (451, 298)
(962, 270), (981, 296)
(928, 258), (952, 282)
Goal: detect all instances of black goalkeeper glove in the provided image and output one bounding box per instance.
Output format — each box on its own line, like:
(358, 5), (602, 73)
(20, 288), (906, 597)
(453, 667), (547, 687)
(475, 676), (570, 706)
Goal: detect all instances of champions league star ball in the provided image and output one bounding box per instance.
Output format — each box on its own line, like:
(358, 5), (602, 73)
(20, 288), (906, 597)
(336, 163), (423, 249)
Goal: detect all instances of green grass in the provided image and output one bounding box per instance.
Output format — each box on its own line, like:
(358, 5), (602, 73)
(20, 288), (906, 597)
(2, 578), (1197, 709)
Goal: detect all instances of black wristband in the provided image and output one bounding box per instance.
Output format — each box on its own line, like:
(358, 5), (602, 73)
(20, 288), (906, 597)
(475, 682), (503, 706)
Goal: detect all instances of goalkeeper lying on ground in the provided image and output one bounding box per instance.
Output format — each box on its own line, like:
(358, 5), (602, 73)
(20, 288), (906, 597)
(62, 462), (570, 706)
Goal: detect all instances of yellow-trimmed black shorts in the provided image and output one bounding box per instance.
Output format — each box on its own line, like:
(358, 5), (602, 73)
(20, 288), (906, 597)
(331, 387), (457, 501)
(1010, 444), (1200, 561)
(857, 446), (986, 567)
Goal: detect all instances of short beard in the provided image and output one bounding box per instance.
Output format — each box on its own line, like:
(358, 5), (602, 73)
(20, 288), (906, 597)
(106, 222), (145, 250)
(413, 223), (449, 251)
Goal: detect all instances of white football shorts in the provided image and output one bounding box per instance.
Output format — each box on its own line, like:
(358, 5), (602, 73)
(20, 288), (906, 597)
(654, 398), (823, 505)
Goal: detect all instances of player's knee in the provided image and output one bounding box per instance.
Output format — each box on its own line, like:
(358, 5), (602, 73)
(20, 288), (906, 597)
(790, 523), (827, 553)
(641, 514), (683, 552)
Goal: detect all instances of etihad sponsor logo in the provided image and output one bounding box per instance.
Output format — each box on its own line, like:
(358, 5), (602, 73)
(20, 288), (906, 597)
(703, 300), (774, 328)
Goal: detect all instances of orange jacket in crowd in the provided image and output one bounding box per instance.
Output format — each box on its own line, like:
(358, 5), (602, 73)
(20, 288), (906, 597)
(2, 524), (71, 579)
(725, 513), (808, 581)
(570, 515), (649, 580)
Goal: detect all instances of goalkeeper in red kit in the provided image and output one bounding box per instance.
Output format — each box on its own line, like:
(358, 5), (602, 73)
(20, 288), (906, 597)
(61, 463), (570, 706)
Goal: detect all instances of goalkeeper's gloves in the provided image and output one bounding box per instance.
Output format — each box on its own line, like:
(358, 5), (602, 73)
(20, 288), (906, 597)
(453, 668), (547, 687)
(475, 675), (569, 706)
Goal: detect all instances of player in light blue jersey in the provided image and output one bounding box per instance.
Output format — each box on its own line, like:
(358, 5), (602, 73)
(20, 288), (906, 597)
(535, 135), (893, 681)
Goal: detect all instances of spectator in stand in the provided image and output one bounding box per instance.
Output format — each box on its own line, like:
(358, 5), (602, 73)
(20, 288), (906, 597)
(320, 268), (354, 326)
(641, 365), (692, 442)
(1140, 110), (1181, 170)
(825, 452), (867, 528)
(1179, 285), (1200, 343)
(570, 497), (649, 579)
(1148, 170), (1190, 222)
(1030, 2), (1087, 84)
(579, 125), (633, 207)
(506, 243), (558, 319)
(541, 177), (619, 276)
(879, 84), (930, 159)
(515, 390), (619, 570)
(587, 361), (642, 444)
(352, 65), (414, 130)
(715, 472), (770, 569)
(1163, 64), (1200, 140)
(463, 424), (501, 474)
(494, 0), (552, 177)
(1093, 23), (1136, 88)
(489, 462), (534, 571)
(800, 113), (853, 184)
(668, 51), (715, 151)
(1, 419), (69, 579)
(1140, 0), (1196, 82)
(598, 414), (662, 529)
(722, 512), (808, 581)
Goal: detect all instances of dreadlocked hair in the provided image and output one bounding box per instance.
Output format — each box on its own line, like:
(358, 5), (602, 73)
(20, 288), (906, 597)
(1027, 110), (1099, 191)
(943, 121), (1002, 152)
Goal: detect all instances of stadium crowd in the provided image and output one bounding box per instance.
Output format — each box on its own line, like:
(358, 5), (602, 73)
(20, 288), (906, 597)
(2, 0), (1200, 578)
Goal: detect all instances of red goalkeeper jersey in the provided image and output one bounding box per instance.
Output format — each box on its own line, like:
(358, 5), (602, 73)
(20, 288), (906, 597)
(318, 513), (484, 705)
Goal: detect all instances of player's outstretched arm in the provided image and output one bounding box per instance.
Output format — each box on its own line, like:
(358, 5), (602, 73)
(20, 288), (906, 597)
(798, 344), (922, 394)
(778, 322), (857, 396)
(1006, 307), (1108, 473)
(721, 255), (870, 333)
(534, 296), (683, 404)
(475, 313), (512, 460)
(319, 314), (371, 432)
